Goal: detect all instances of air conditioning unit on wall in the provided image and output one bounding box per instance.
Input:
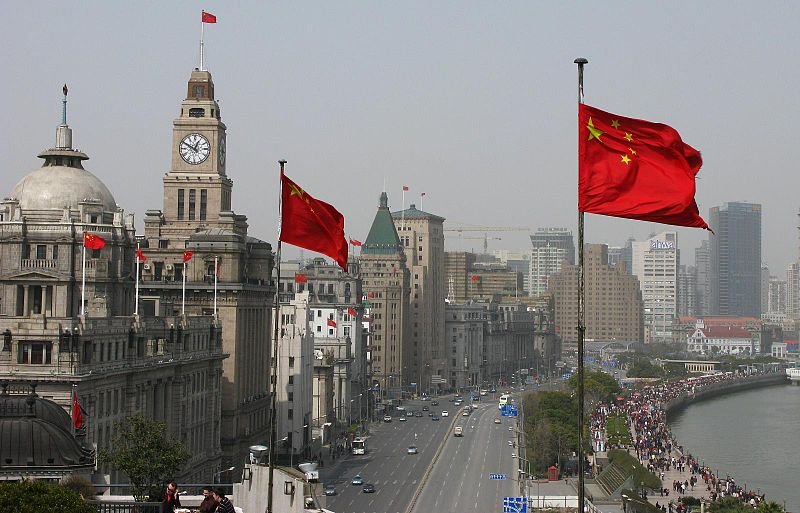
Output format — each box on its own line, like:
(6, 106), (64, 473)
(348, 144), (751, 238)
(143, 263), (152, 271)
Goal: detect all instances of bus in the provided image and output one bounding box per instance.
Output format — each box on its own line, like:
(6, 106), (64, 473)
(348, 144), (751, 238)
(352, 437), (367, 455)
(498, 394), (510, 410)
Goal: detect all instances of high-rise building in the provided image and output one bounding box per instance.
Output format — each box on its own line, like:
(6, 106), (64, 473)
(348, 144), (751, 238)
(709, 202), (762, 317)
(787, 263), (800, 320)
(360, 192), (410, 397)
(695, 240), (711, 316)
(392, 204), (445, 394)
(529, 228), (575, 297)
(767, 276), (787, 316)
(761, 265), (771, 316)
(677, 265), (697, 318)
(141, 68), (274, 467)
(548, 244), (643, 344)
(493, 250), (531, 294)
(631, 232), (679, 344)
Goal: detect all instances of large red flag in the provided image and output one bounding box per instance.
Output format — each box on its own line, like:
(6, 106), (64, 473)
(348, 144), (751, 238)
(201, 11), (217, 23)
(136, 248), (147, 262)
(280, 172), (348, 270)
(578, 104), (708, 230)
(327, 319), (337, 328)
(295, 273), (308, 283)
(183, 251), (194, 263)
(83, 233), (106, 250)
(72, 389), (85, 430)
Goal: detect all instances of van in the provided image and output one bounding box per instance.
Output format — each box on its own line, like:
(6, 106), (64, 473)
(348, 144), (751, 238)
(454, 426), (463, 437)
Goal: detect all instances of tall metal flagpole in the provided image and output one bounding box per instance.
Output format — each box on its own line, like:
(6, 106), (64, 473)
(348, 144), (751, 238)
(135, 243), (140, 316)
(213, 256), (218, 318)
(199, 13), (205, 71)
(80, 242), (86, 317)
(267, 160), (287, 513)
(574, 56), (588, 513)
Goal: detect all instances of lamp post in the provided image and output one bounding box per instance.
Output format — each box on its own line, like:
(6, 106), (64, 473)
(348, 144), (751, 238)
(349, 399), (354, 427)
(290, 424), (309, 468)
(214, 466), (235, 491)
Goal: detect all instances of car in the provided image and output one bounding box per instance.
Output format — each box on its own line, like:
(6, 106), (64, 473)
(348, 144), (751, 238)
(323, 484), (336, 496)
(441, 410), (449, 417)
(454, 400), (462, 406)
(480, 390), (488, 396)
(431, 415), (440, 421)
(494, 418), (502, 424)
(462, 410), (470, 416)
(383, 415), (392, 422)
(415, 411), (423, 417)
(428, 411), (434, 417)
(351, 475), (363, 485)
(362, 483), (376, 493)
(431, 400), (439, 406)
(396, 406), (405, 411)
(399, 415), (407, 422)
(422, 406), (429, 411)
(407, 445), (418, 454)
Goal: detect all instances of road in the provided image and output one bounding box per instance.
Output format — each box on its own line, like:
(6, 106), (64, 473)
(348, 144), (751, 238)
(409, 398), (518, 513)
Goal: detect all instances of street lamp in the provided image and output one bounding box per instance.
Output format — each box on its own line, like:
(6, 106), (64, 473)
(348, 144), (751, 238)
(349, 399), (354, 427)
(214, 466), (235, 487)
(290, 424), (309, 468)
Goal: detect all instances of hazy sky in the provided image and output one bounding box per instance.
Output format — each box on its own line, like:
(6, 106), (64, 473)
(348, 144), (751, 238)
(3, 2), (798, 273)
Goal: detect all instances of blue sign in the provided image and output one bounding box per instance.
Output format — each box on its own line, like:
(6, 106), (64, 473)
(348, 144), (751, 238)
(501, 404), (518, 417)
(489, 473), (507, 480)
(503, 496), (527, 513)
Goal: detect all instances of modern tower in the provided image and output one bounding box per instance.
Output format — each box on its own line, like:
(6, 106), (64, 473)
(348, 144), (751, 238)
(709, 202), (762, 317)
(631, 232), (679, 344)
(529, 228), (575, 297)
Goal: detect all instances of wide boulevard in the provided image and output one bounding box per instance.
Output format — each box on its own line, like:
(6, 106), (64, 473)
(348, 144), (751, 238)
(320, 394), (520, 513)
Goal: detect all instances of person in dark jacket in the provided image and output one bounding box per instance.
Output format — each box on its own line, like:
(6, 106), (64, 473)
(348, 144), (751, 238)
(162, 482), (181, 512)
(198, 485), (217, 513)
(213, 488), (235, 513)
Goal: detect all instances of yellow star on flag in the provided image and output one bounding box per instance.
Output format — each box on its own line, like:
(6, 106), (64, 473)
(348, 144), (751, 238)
(624, 132), (634, 142)
(620, 154), (631, 165)
(629, 147), (637, 155)
(289, 183), (305, 198)
(611, 119), (621, 129)
(587, 117), (604, 141)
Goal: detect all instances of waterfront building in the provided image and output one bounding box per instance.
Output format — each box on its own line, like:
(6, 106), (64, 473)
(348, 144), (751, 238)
(140, 68), (274, 467)
(0, 94), (225, 483)
(548, 244), (643, 344)
(360, 192), (410, 397)
(677, 265), (697, 318)
(787, 262), (800, 321)
(444, 302), (487, 390)
(767, 275), (787, 317)
(631, 232), (679, 344)
(392, 204), (445, 397)
(528, 228), (575, 297)
(688, 321), (756, 355)
(709, 202), (762, 317)
(694, 240), (711, 316)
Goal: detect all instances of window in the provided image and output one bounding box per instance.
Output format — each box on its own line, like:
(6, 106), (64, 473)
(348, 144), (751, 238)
(18, 341), (52, 364)
(52, 245), (59, 260)
(200, 190), (207, 220)
(177, 189), (185, 219)
(188, 189), (196, 220)
(287, 408), (293, 420)
(288, 375), (294, 385)
(189, 107), (205, 117)
(288, 357), (295, 368)
(192, 85), (205, 98)
(36, 245), (46, 259)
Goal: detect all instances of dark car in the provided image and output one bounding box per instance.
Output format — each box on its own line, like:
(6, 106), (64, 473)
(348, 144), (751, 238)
(415, 411), (423, 417)
(422, 405), (429, 411)
(431, 400), (439, 406)
(362, 483), (376, 493)
(431, 415), (440, 421)
(323, 484), (336, 496)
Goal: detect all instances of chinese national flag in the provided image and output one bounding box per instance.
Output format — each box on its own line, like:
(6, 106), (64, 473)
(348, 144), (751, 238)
(471, 274), (479, 282)
(83, 233), (106, 250)
(136, 248), (147, 262)
(201, 11), (217, 23)
(402, 185), (409, 191)
(295, 273), (308, 283)
(279, 172), (348, 270)
(72, 389), (85, 430)
(347, 308), (357, 317)
(183, 251), (194, 263)
(349, 238), (362, 247)
(578, 104), (708, 230)
(327, 319), (337, 328)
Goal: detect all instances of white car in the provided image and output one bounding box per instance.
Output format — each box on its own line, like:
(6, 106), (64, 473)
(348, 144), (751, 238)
(441, 410), (449, 417)
(399, 415), (407, 422)
(407, 445), (418, 454)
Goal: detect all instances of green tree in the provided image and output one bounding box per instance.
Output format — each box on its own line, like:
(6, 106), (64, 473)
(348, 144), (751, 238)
(0, 479), (96, 513)
(663, 362), (688, 379)
(756, 501), (785, 513)
(567, 370), (621, 404)
(625, 360), (663, 379)
(99, 415), (190, 501)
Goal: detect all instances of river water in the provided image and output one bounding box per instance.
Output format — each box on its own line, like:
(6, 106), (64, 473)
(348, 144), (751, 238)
(668, 383), (799, 510)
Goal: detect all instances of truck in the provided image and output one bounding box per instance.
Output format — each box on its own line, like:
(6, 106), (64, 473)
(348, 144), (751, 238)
(454, 426), (463, 437)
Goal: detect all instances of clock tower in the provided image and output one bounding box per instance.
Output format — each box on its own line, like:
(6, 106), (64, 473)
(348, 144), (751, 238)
(157, 68), (234, 239)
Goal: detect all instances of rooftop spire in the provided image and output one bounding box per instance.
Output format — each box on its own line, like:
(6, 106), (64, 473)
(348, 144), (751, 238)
(56, 84), (72, 150)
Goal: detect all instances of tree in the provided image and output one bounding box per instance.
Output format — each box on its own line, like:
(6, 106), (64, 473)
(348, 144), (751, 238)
(567, 370), (621, 404)
(0, 479), (96, 513)
(756, 501), (785, 513)
(99, 415), (190, 501)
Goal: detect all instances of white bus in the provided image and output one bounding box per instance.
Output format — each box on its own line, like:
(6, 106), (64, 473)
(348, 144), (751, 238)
(498, 394), (510, 410)
(352, 437), (367, 455)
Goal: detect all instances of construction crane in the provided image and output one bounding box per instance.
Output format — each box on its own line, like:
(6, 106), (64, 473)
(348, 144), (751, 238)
(443, 225), (530, 254)
(450, 236), (502, 254)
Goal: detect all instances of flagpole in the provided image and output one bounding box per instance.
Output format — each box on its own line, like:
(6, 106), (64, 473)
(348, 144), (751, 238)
(200, 12), (205, 71)
(70, 384), (76, 436)
(214, 255), (218, 318)
(401, 187), (406, 236)
(135, 243), (140, 316)
(182, 260), (187, 316)
(574, 56), (588, 513)
(268, 160), (287, 513)
(80, 242), (86, 317)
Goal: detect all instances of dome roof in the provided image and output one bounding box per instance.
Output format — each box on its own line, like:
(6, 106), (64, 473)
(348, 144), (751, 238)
(9, 163), (117, 212)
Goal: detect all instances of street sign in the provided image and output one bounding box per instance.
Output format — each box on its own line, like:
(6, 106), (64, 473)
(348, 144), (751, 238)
(501, 404), (518, 417)
(503, 496), (527, 513)
(489, 473), (507, 480)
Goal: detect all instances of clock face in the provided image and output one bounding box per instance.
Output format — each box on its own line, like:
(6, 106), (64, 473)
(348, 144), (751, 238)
(179, 133), (211, 165)
(218, 136), (226, 166)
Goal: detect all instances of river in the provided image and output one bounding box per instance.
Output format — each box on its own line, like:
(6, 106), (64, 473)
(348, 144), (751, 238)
(668, 383), (799, 510)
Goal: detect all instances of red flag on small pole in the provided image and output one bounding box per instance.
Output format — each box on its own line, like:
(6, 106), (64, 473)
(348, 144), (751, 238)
(72, 389), (85, 430)
(327, 319), (337, 328)
(349, 238), (362, 247)
(295, 273), (308, 284)
(83, 233), (106, 250)
(201, 10), (217, 23)
(347, 308), (357, 317)
(183, 251), (194, 263)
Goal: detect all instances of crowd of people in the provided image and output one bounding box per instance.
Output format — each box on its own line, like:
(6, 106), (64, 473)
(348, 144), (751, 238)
(162, 482), (236, 513)
(592, 371), (772, 509)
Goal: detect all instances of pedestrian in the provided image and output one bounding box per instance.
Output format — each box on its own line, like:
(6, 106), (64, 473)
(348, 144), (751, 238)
(213, 488), (236, 513)
(162, 482), (181, 512)
(198, 486), (216, 513)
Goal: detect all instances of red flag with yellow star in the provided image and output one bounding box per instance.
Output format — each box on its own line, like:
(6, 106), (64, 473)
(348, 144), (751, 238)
(578, 104), (708, 230)
(279, 172), (348, 270)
